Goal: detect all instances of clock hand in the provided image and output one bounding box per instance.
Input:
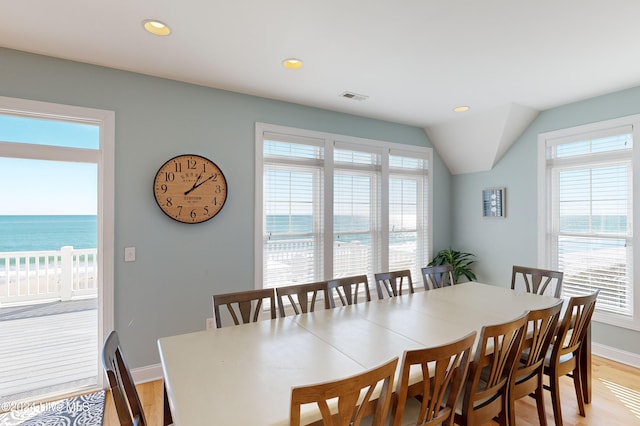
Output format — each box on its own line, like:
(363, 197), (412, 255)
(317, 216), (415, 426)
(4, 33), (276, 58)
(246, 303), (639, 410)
(184, 172), (204, 195)
(184, 174), (215, 195)
(189, 172), (203, 191)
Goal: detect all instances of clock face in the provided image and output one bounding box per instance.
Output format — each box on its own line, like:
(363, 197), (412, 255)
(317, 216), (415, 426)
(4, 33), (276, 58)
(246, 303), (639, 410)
(153, 154), (228, 223)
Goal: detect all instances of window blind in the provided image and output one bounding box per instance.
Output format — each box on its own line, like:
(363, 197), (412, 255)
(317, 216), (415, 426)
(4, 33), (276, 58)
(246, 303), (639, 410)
(257, 124), (432, 293)
(388, 153), (429, 281)
(333, 147), (381, 280)
(548, 130), (633, 316)
(263, 138), (324, 289)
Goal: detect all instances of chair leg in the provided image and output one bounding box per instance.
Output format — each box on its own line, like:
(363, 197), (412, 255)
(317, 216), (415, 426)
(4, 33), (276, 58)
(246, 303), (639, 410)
(550, 373), (563, 426)
(508, 389), (516, 426)
(534, 377), (547, 426)
(572, 365), (586, 417)
(498, 406), (508, 426)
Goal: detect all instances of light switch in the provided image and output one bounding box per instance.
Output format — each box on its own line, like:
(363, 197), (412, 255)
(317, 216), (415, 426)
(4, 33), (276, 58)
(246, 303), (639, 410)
(124, 247), (136, 262)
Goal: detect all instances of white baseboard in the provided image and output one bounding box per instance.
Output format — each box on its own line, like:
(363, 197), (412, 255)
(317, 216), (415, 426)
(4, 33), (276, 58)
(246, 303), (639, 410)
(592, 342), (640, 368)
(131, 363), (164, 384)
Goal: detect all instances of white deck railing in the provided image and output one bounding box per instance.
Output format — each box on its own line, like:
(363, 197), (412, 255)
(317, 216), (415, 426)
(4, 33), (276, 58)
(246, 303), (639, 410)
(0, 246), (97, 306)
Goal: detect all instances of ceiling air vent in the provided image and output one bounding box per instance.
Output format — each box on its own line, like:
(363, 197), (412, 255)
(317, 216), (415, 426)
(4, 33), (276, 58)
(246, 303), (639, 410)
(340, 91), (368, 101)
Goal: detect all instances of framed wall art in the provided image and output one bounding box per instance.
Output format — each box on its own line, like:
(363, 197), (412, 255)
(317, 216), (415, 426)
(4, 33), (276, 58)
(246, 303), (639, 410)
(482, 187), (505, 218)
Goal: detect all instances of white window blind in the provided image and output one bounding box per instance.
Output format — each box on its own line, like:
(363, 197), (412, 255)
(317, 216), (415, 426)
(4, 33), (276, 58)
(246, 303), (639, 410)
(263, 138), (324, 288)
(547, 129), (633, 317)
(333, 147), (381, 280)
(257, 123), (432, 292)
(388, 153), (430, 281)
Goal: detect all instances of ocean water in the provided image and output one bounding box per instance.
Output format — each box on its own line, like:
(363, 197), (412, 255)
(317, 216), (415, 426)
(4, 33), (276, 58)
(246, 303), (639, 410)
(0, 215), (97, 252)
(266, 214), (417, 244)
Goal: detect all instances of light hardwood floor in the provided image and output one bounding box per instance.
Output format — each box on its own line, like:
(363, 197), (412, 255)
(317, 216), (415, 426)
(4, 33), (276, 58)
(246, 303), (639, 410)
(102, 355), (640, 425)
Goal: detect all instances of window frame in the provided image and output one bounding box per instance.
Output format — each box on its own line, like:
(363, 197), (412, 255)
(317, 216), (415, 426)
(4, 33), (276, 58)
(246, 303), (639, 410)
(537, 114), (640, 331)
(255, 122), (432, 290)
(0, 96), (115, 388)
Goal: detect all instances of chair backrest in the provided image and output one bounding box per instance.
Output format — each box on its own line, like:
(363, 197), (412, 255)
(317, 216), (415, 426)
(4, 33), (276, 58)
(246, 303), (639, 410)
(374, 270), (415, 300)
(290, 357), (398, 426)
(421, 265), (454, 290)
(102, 330), (146, 426)
(276, 281), (331, 317)
(511, 265), (564, 298)
(459, 312), (528, 426)
(551, 290), (599, 364)
(326, 275), (372, 308)
(392, 331), (476, 426)
(212, 288), (276, 328)
(508, 301), (563, 426)
(516, 301), (564, 381)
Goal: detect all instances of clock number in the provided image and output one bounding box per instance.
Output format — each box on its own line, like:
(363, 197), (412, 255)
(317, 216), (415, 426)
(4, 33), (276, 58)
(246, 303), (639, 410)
(164, 172), (175, 182)
(203, 206), (210, 215)
(160, 184), (168, 193)
(166, 197), (173, 207)
(212, 197), (217, 206)
(174, 162), (182, 173)
(187, 159), (197, 169)
(190, 209), (197, 219)
(215, 184), (222, 194)
(177, 205), (183, 215)
(211, 172), (217, 182)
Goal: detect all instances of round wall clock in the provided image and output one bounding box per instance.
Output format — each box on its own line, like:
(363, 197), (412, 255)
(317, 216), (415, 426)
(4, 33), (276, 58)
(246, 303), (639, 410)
(153, 154), (228, 223)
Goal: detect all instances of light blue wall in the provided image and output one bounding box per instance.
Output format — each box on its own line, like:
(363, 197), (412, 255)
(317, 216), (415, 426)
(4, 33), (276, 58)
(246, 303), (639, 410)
(0, 48), (452, 368)
(452, 87), (640, 357)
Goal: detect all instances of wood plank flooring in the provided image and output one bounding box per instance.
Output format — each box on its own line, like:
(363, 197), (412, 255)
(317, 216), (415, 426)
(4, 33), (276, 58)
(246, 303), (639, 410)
(102, 355), (640, 425)
(0, 301), (98, 403)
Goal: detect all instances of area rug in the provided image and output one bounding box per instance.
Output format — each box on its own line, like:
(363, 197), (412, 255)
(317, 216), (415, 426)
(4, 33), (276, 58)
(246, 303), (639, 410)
(0, 390), (105, 426)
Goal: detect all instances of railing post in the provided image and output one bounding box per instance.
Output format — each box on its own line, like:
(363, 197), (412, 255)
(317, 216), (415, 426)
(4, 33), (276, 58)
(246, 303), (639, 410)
(60, 246), (73, 301)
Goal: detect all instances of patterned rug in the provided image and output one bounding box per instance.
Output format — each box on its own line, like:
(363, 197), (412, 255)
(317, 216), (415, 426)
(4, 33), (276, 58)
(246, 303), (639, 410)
(0, 391), (105, 426)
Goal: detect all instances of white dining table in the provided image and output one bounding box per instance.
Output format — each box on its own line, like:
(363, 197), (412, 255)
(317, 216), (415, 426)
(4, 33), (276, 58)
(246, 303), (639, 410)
(157, 282), (562, 426)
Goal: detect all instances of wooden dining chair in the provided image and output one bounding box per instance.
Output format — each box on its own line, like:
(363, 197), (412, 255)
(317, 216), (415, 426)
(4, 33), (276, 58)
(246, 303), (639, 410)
(326, 274), (372, 308)
(212, 288), (276, 328)
(455, 312), (528, 426)
(276, 281), (331, 317)
(509, 301), (563, 426)
(102, 330), (148, 426)
(511, 265), (564, 298)
(420, 265), (455, 290)
(290, 357), (398, 426)
(543, 290), (599, 426)
(374, 270), (415, 300)
(391, 331), (476, 426)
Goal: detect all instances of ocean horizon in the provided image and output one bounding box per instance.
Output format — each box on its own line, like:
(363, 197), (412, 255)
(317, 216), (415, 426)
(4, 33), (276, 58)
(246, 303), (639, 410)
(0, 215), (97, 252)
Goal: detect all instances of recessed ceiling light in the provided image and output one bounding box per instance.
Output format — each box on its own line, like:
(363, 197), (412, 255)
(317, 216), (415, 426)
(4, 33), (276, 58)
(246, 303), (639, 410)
(453, 105), (470, 113)
(143, 19), (171, 36)
(282, 58), (304, 69)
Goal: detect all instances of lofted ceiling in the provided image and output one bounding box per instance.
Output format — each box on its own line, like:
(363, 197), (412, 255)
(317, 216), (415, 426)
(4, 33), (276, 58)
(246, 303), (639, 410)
(2, 1), (640, 174)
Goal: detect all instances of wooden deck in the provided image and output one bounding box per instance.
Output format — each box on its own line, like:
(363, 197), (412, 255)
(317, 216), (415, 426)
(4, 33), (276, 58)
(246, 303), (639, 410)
(0, 299), (99, 405)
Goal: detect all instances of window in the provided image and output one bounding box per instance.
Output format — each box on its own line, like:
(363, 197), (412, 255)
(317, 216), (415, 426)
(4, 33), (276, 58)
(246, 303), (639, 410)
(255, 123), (432, 289)
(388, 152), (430, 275)
(0, 96), (114, 401)
(538, 116), (639, 330)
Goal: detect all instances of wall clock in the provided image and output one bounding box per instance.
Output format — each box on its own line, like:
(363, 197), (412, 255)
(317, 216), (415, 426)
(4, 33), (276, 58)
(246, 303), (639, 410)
(153, 154), (228, 223)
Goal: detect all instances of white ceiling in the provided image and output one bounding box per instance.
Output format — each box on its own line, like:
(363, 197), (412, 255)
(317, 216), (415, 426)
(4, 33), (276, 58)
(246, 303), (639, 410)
(2, 1), (640, 173)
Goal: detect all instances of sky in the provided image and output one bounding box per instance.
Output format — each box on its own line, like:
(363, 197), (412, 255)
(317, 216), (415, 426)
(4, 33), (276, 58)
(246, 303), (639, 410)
(0, 115), (98, 215)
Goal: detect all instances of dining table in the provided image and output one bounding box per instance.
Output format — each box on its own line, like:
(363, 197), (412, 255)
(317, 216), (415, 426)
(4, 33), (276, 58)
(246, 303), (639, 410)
(157, 282), (580, 426)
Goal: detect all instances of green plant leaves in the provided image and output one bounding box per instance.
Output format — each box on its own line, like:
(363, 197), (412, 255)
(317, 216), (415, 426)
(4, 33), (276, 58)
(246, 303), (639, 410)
(428, 249), (476, 283)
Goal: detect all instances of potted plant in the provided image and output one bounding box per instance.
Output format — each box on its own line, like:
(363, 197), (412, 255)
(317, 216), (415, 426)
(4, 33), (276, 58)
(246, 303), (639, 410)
(428, 249), (476, 283)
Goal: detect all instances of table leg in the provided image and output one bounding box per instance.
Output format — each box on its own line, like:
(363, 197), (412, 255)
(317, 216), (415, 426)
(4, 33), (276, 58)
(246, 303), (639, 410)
(163, 381), (173, 426)
(580, 324), (592, 403)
